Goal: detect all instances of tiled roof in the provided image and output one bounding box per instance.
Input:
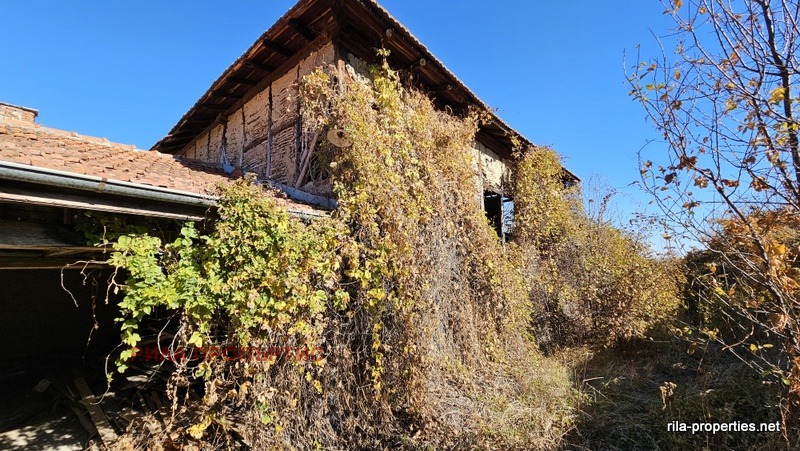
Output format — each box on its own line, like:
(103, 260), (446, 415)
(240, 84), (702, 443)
(0, 115), (324, 215)
(0, 117), (230, 195)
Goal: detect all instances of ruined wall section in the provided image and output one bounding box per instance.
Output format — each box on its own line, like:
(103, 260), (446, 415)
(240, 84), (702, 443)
(178, 42), (336, 187)
(473, 140), (512, 195)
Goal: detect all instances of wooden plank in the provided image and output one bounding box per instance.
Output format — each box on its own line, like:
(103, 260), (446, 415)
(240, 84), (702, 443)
(0, 189), (210, 221)
(200, 103), (230, 111)
(73, 375), (118, 446)
(0, 257), (108, 271)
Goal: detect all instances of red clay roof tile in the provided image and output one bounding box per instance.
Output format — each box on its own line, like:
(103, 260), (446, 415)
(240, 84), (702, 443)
(0, 117), (323, 215)
(0, 120), (229, 195)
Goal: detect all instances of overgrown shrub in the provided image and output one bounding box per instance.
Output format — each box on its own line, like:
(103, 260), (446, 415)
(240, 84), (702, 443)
(512, 149), (682, 349)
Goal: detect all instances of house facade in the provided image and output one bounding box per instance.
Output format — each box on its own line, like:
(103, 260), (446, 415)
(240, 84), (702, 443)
(152, 0), (577, 238)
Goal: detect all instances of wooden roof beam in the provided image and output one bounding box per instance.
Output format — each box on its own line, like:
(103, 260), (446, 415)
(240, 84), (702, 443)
(172, 123), (209, 132)
(201, 103), (231, 111)
(262, 39), (293, 58)
(409, 58), (427, 70)
(228, 76), (258, 86)
(161, 126), (208, 140)
(211, 90), (244, 99)
(244, 61), (275, 72)
(289, 19), (317, 41)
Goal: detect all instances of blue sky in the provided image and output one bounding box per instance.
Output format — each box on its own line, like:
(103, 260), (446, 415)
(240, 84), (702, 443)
(0, 1), (677, 238)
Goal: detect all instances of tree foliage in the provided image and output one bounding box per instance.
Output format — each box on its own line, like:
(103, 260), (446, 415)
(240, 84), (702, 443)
(630, 0), (800, 428)
(513, 150), (681, 348)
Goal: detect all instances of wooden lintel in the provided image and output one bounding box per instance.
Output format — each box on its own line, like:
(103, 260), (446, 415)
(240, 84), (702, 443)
(262, 39), (293, 57)
(289, 19), (317, 41)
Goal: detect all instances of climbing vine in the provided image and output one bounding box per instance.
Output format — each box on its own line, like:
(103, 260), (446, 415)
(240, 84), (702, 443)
(108, 178), (345, 374)
(100, 53), (675, 449)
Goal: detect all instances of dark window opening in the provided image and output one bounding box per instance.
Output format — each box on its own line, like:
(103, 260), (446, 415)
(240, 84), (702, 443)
(483, 191), (514, 242)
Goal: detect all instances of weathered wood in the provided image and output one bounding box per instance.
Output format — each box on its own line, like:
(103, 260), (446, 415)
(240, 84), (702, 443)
(289, 19), (317, 41)
(170, 125), (208, 134)
(211, 90), (244, 100)
(0, 188), (210, 221)
(266, 84), (273, 178)
(294, 131), (319, 187)
(228, 76), (258, 86)
(173, 35), (333, 157)
(73, 375), (118, 446)
(200, 103), (231, 111)
(263, 39), (293, 57)
(149, 391), (169, 423)
(476, 129), (511, 158)
(244, 61), (275, 72)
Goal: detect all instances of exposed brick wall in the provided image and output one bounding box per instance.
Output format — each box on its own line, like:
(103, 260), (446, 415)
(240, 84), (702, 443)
(0, 103), (38, 124)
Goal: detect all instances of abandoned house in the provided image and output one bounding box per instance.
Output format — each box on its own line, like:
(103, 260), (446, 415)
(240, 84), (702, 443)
(151, 0), (577, 239)
(0, 0), (576, 448)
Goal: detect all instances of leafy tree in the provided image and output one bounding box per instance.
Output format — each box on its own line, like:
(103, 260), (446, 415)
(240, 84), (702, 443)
(629, 0), (800, 429)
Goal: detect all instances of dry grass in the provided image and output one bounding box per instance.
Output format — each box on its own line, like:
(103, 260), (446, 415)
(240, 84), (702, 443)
(565, 337), (790, 450)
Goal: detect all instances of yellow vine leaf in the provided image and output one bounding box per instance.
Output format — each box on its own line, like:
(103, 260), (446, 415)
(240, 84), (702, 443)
(187, 415), (213, 439)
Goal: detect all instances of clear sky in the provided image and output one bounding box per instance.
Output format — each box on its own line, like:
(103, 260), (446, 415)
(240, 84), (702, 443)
(0, 1), (678, 238)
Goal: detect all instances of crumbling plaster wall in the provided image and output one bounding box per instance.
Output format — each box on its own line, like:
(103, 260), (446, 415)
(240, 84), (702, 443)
(473, 140), (511, 194)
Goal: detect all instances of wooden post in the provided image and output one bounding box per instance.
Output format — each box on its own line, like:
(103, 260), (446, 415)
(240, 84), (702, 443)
(73, 375), (118, 446)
